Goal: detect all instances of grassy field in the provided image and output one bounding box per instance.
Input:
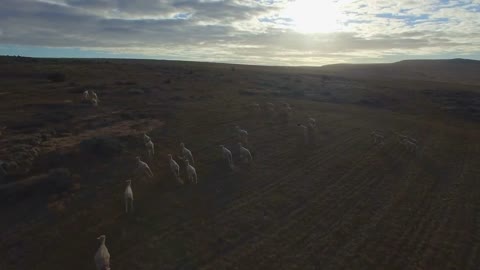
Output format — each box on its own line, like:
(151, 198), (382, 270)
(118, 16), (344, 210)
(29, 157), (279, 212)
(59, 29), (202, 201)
(0, 56), (479, 269)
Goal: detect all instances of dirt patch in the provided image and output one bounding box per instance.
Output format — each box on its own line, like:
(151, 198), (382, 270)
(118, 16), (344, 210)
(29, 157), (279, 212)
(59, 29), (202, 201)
(41, 119), (164, 153)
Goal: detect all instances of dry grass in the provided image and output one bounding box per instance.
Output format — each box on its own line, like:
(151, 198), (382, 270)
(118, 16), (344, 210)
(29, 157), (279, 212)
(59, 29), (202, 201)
(0, 56), (479, 270)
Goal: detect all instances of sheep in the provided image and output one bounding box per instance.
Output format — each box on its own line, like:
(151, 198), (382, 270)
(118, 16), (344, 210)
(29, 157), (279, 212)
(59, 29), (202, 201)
(263, 102), (276, 125)
(143, 133), (151, 144)
(136, 156), (153, 179)
(280, 102), (292, 113)
(395, 132), (418, 145)
(83, 90), (90, 101)
(371, 131), (385, 145)
(94, 235), (111, 270)
(248, 102), (261, 111)
(266, 102), (275, 113)
(401, 138), (418, 152)
(235, 125), (249, 145)
(184, 159), (198, 184)
(238, 142), (253, 164)
(124, 179), (134, 213)
(297, 124), (309, 145)
(145, 140), (154, 159)
(265, 102), (275, 114)
(88, 90), (98, 106)
(168, 154), (181, 183)
(278, 103), (292, 124)
(180, 142), (194, 166)
(307, 115), (316, 128)
(91, 91), (98, 102)
(219, 145), (234, 170)
(408, 136), (418, 144)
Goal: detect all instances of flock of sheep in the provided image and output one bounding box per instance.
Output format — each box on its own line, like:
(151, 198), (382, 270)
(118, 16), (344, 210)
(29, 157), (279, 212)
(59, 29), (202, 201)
(83, 92), (418, 270)
(370, 130), (419, 151)
(91, 99), (300, 269)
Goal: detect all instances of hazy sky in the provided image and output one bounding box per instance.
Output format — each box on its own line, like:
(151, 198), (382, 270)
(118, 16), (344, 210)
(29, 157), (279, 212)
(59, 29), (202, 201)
(1, 0), (479, 65)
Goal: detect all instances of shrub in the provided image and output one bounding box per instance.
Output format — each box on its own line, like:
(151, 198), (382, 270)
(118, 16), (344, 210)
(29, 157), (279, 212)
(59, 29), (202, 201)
(48, 168), (73, 191)
(127, 88), (145, 95)
(47, 72), (66, 82)
(238, 89), (257, 96)
(80, 137), (124, 158)
(291, 90), (305, 97)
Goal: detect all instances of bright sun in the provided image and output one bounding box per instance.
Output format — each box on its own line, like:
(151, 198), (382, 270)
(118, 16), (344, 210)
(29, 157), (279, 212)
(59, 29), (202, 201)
(282, 0), (343, 33)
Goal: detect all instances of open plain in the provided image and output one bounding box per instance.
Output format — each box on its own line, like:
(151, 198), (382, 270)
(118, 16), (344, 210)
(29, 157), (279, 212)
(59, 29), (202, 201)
(1, 57), (479, 269)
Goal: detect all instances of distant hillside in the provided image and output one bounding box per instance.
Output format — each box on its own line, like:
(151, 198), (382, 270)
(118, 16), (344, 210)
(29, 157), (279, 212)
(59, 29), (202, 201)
(319, 59), (480, 85)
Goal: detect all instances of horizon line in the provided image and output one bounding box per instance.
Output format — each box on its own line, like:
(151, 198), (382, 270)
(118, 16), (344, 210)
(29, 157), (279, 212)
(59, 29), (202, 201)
(1, 54), (478, 68)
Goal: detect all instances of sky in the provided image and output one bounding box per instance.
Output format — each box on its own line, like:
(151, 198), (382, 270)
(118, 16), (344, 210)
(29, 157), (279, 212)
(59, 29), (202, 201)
(0, 0), (479, 66)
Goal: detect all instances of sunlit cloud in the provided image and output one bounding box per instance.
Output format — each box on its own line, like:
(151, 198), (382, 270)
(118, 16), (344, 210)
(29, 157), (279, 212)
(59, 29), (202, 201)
(0, 0), (479, 65)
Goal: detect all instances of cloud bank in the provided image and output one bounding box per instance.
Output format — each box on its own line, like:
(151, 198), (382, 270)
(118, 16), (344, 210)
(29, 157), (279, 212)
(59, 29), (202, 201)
(1, 0), (479, 65)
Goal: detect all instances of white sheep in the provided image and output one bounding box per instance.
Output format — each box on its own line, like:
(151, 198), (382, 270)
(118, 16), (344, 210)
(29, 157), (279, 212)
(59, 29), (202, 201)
(91, 91), (98, 102)
(235, 125), (249, 144)
(219, 145), (234, 170)
(265, 102), (275, 113)
(89, 90), (99, 106)
(307, 115), (316, 128)
(284, 102), (292, 113)
(184, 159), (198, 184)
(124, 179), (134, 213)
(94, 235), (111, 270)
(180, 142), (194, 166)
(136, 156), (153, 179)
(248, 102), (260, 111)
(278, 102), (291, 112)
(401, 138), (418, 152)
(238, 142), (253, 163)
(143, 133), (151, 144)
(277, 103), (292, 124)
(396, 132), (418, 144)
(297, 124), (309, 145)
(371, 131), (385, 145)
(145, 140), (154, 159)
(83, 90), (90, 101)
(168, 154), (181, 183)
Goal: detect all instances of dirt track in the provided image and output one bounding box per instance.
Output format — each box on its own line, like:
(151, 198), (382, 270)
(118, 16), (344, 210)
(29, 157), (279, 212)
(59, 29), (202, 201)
(1, 58), (479, 270)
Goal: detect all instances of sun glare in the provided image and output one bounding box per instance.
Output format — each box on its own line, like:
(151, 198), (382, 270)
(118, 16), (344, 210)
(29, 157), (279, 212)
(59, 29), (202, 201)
(282, 0), (343, 33)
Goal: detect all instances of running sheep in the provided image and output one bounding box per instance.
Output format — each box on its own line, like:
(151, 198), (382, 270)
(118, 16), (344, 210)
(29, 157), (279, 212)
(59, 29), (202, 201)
(180, 142), (194, 166)
(145, 140), (154, 159)
(168, 154), (181, 183)
(136, 156), (153, 180)
(235, 125), (249, 145)
(143, 133), (151, 144)
(371, 131), (385, 145)
(184, 159), (198, 184)
(219, 145), (234, 170)
(124, 179), (134, 213)
(83, 90), (90, 101)
(94, 235), (110, 270)
(238, 142), (253, 164)
(401, 137), (418, 152)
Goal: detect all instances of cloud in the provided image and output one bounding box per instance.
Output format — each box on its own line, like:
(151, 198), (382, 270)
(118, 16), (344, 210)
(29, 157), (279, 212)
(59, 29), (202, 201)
(0, 0), (479, 65)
